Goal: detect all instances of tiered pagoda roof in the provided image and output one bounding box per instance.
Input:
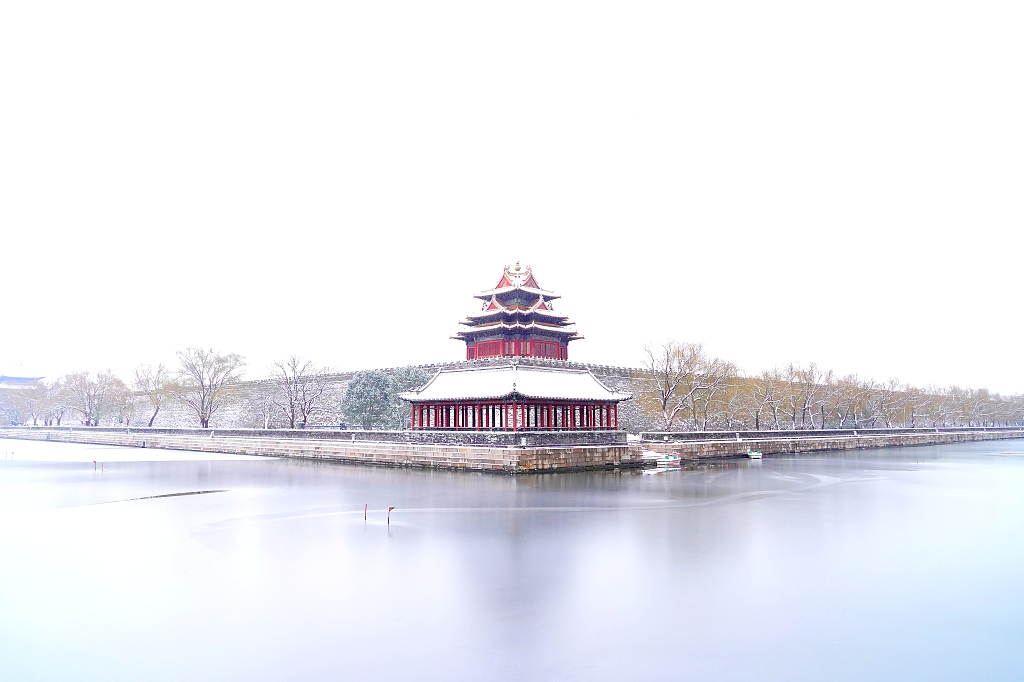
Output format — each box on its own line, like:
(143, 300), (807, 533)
(401, 263), (629, 432)
(455, 263), (582, 360)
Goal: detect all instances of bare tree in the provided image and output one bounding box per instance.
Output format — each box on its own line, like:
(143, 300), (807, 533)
(691, 358), (735, 430)
(873, 378), (906, 428)
(174, 347), (245, 428)
(271, 355), (329, 428)
(18, 384), (48, 426)
(46, 378), (73, 426)
(65, 371), (119, 426)
(711, 376), (752, 430)
(133, 364), (171, 427)
(642, 340), (722, 429)
(108, 379), (138, 426)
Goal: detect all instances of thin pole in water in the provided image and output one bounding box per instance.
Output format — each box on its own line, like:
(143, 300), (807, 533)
(364, 504), (367, 520)
(388, 506), (395, 525)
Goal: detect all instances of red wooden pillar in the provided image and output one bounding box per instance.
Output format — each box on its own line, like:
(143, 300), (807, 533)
(613, 404), (618, 430)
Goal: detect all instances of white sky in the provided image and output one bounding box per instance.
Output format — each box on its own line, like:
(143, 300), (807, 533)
(2, 2), (1022, 393)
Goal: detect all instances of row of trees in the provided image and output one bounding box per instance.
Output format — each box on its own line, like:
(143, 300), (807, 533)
(0, 349), (336, 429)
(5, 340), (1020, 432)
(1, 348), (432, 431)
(639, 340), (1024, 431)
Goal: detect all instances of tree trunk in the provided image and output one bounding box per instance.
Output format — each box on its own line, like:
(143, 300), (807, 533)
(148, 407), (159, 428)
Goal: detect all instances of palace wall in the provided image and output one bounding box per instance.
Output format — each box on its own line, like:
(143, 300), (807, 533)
(133, 357), (656, 431)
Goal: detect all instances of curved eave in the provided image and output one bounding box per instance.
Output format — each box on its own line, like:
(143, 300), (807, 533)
(461, 312), (575, 326)
(400, 391), (632, 402)
(466, 306), (567, 320)
(453, 323), (583, 339)
(473, 286), (560, 300)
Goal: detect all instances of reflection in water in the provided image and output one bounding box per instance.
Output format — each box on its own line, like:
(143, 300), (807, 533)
(1, 438), (1023, 681)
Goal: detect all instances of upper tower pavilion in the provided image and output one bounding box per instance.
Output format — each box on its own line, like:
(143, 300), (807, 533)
(455, 262), (582, 360)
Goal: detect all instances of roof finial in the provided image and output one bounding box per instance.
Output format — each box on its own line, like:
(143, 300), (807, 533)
(514, 261), (521, 271)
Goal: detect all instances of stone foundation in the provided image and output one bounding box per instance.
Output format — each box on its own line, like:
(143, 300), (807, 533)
(0, 427), (640, 473)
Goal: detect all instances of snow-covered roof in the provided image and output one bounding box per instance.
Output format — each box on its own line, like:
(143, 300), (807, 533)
(472, 262), (561, 300)
(465, 297), (570, 322)
(0, 375), (44, 388)
(475, 284), (559, 300)
(399, 363), (632, 402)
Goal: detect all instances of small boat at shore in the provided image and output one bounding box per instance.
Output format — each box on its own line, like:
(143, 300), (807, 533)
(641, 450), (682, 467)
(747, 450), (763, 460)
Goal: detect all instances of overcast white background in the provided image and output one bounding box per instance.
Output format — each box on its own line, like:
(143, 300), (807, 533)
(2, 1), (1021, 392)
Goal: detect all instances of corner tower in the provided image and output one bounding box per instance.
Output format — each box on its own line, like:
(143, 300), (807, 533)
(455, 262), (582, 360)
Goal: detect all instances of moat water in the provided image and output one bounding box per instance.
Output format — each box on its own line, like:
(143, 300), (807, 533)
(1, 437), (1023, 681)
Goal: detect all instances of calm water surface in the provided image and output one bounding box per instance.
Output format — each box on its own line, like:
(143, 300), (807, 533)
(2, 438), (1023, 681)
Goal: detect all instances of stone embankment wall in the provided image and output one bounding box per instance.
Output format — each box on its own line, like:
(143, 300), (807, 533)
(3, 426), (1021, 473)
(638, 427), (1024, 460)
(0, 426), (639, 473)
